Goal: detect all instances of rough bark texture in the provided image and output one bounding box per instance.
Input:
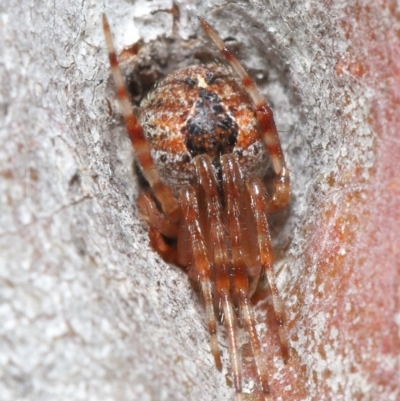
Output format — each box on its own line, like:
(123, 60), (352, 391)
(1, 1), (399, 400)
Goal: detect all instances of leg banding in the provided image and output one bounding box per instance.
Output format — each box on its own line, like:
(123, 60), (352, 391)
(103, 14), (179, 221)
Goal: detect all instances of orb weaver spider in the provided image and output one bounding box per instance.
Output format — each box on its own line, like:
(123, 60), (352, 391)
(103, 14), (290, 400)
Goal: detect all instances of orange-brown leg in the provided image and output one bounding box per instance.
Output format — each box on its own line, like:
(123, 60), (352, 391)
(246, 177), (289, 363)
(148, 228), (178, 265)
(221, 154), (271, 399)
(199, 18), (290, 212)
(137, 192), (178, 238)
(102, 15), (179, 221)
(178, 185), (221, 370)
(194, 155), (243, 400)
(136, 192), (179, 264)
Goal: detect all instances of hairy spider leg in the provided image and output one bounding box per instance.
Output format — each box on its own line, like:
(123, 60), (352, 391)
(102, 15), (179, 221)
(246, 177), (289, 362)
(179, 186), (222, 370)
(194, 155), (243, 401)
(221, 154), (271, 399)
(199, 17), (290, 212)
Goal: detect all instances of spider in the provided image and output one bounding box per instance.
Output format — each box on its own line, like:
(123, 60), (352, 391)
(103, 15), (290, 401)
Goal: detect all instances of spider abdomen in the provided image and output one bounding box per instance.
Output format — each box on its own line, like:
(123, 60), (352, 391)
(139, 64), (270, 191)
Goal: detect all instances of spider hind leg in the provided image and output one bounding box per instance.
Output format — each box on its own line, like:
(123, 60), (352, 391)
(199, 17), (290, 212)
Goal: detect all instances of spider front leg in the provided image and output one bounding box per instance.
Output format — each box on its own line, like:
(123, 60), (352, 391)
(178, 185), (222, 370)
(194, 155), (243, 400)
(221, 154), (271, 399)
(199, 18), (290, 212)
(246, 177), (290, 362)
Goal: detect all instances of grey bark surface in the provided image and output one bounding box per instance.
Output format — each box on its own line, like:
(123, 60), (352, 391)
(1, 0), (394, 401)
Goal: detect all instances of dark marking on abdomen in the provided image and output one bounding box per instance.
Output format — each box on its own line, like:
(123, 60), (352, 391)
(183, 88), (239, 160)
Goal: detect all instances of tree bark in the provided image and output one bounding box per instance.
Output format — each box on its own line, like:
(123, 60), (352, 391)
(1, 1), (399, 400)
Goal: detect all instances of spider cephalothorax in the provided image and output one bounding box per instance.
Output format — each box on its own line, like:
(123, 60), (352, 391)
(103, 15), (290, 401)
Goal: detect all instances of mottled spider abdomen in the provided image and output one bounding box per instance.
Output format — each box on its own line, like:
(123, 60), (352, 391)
(139, 65), (270, 191)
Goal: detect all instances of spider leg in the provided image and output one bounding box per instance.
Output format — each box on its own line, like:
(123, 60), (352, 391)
(221, 154), (271, 399)
(194, 155), (243, 400)
(148, 228), (178, 265)
(246, 177), (289, 363)
(136, 193), (180, 264)
(137, 193), (179, 238)
(199, 18), (290, 212)
(179, 185), (221, 370)
(102, 15), (179, 221)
